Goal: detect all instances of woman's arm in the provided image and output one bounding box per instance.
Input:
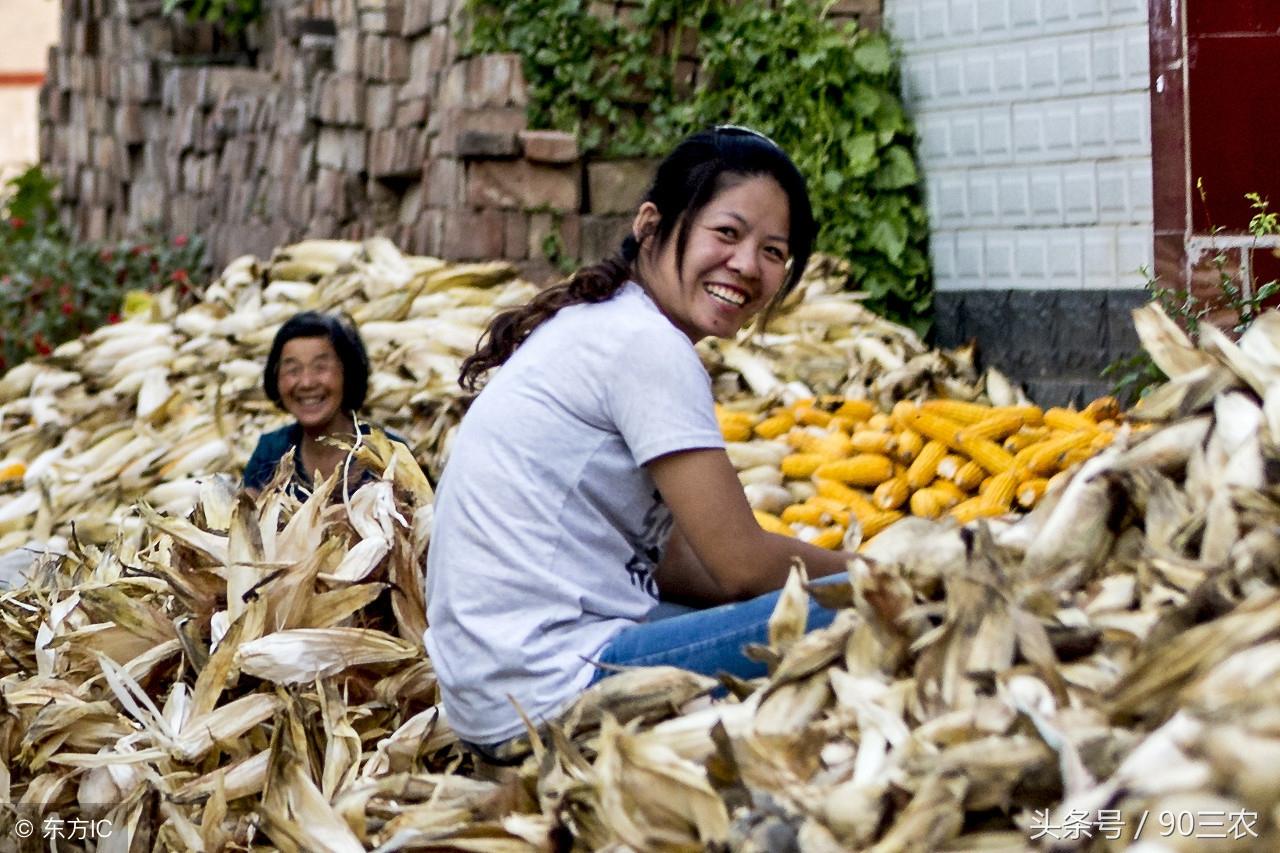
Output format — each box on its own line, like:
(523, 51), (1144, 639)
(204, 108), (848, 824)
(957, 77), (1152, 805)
(653, 524), (730, 606)
(646, 447), (851, 601)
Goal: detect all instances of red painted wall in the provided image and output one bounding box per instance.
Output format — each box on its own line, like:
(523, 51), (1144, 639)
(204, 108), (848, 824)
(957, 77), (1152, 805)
(1151, 0), (1280, 300)
(1187, 2), (1280, 234)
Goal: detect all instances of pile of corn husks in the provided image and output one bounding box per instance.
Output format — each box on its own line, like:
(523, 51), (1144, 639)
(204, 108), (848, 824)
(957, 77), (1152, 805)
(0, 242), (998, 567)
(3, 239), (1277, 850)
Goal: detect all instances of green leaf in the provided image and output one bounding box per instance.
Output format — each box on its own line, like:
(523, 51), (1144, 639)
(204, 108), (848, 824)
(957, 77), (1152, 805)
(851, 38), (892, 75)
(867, 216), (908, 263)
(872, 145), (918, 190)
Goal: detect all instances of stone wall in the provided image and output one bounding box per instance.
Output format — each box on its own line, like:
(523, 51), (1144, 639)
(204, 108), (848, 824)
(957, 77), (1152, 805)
(38, 0), (882, 276)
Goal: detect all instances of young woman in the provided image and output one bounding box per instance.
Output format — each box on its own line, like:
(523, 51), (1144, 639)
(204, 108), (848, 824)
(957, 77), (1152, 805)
(244, 311), (400, 497)
(425, 127), (852, 762)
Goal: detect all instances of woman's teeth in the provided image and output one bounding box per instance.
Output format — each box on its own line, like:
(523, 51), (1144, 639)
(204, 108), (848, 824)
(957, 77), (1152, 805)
(705, 283), (746, 307)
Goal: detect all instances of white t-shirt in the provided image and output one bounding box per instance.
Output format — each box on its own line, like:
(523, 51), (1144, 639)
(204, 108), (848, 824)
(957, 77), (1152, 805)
(424, 281), (725, 743)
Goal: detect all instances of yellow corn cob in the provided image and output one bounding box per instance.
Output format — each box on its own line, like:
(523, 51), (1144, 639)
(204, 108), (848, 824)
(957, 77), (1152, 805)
(951, 460), (986, 491)
(983, 470), (1019, 512)
(719, 420), (753, 442)
(807, 496), (852, 526)
(931, 479), (967, 505)
(950, 496), (1001, 524)
(920, 399), (992, 425)
(810, 525), (846, 550)
(959, 411), (1025, 442)
(789, 429), (853, 459)
(867, 413), (893, 432)
(814, 431), (855, 459)
(860, 510), (904, 539)
(1047, 468), (1074, 494)
(773, 450), (824, 479)
(753, 411), (795, 439)
(835, 399), (876, 422)
(813, 454), (895, 487)
(999, 405), (1045, 426)
(1018, 432), (1093, 476)
(1060, 447), (1096, 468)
(893, 428), (924, 464)
(1043, 407), (1101, 434)
(906, 440), (948, 489)
(903, 409), (964, 449)
(1016, 477), (1049, 508)
(828, 414), (858, 433)
(794, 404), (832, 427)
(890, 400), (918, 428)
(782, 503), (830, 526)
(850, 430), (896, 454)
(873, 476), (910, 510)
(935, 453), (965, 480)
(1090, 431), (1116, 450)
(813, 481), (875, 522)
(1003, 426), (1051, 453)
(780, 453), (826, 478)
(1082, 395), (1121, 423)
(909, 488), (949, 518)
(754, 510), (795, 537)
(956, 433), (1016, 475)
(0, 462), (26, 483)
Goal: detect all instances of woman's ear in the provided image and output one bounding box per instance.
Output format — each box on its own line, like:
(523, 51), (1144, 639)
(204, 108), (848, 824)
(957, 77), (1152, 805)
(632, 202), (660, 246)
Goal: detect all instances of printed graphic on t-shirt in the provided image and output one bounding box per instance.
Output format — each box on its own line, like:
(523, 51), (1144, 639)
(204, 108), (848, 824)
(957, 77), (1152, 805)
(624, 490), (672, 599)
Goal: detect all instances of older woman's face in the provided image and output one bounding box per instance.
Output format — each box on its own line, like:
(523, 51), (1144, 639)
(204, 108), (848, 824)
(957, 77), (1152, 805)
(277, 336), (346, 433)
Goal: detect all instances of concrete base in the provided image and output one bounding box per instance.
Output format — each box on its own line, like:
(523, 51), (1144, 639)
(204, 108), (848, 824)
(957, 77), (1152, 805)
(933, 289), (1151, 407)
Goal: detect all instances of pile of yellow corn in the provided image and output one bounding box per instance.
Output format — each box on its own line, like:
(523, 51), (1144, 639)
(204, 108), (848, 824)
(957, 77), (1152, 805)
(717, 394), (1129, 548)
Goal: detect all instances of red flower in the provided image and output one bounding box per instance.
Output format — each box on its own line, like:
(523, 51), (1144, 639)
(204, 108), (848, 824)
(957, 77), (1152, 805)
(130, 244), (151, 257)
(99, 248), (114, 262)
(8, 217), (25, 229)
(107, 313), (121, 324)
(171, 269), (189, 285)
(60, 301), (74, 316)
(33, 334), (51, 356)
(174, 234), (189, 247)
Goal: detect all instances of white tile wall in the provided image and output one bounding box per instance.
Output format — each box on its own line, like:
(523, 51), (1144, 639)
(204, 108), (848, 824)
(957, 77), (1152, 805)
(887, 0), (1153, 291)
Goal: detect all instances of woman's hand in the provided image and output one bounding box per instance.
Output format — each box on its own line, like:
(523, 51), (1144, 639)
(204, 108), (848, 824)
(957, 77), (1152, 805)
(646, 448), (851, 600)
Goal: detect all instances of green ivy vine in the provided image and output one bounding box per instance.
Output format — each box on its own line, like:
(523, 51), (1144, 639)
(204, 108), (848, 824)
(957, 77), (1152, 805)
(467, 0), (933, 333)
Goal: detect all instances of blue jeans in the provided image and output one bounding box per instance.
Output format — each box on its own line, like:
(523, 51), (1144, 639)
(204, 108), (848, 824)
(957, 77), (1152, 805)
(463, 579), (844, 762)
(589, 577), (843, 684)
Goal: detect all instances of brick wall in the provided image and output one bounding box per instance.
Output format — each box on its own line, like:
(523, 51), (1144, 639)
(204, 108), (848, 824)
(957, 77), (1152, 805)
(38, 0), (883, 275)
(884, 0), (1154, 404)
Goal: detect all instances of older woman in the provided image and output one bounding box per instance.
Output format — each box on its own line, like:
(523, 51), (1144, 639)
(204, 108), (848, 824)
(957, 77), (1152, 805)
(244, 311), (402, 496)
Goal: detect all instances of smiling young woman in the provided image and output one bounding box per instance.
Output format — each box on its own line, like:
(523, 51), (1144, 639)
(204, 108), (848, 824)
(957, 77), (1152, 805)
(426, 127), (856, 767)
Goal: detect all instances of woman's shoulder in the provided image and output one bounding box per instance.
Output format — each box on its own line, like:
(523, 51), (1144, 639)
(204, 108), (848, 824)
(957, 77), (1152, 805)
(357, 421), (409, 447)
(561, 282), (687, 344)
(253, 422), (301, 454)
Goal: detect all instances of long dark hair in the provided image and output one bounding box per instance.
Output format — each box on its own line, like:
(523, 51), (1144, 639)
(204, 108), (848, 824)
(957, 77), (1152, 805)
(264, 311), (370, 411)
(458, 126), (816, 391)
